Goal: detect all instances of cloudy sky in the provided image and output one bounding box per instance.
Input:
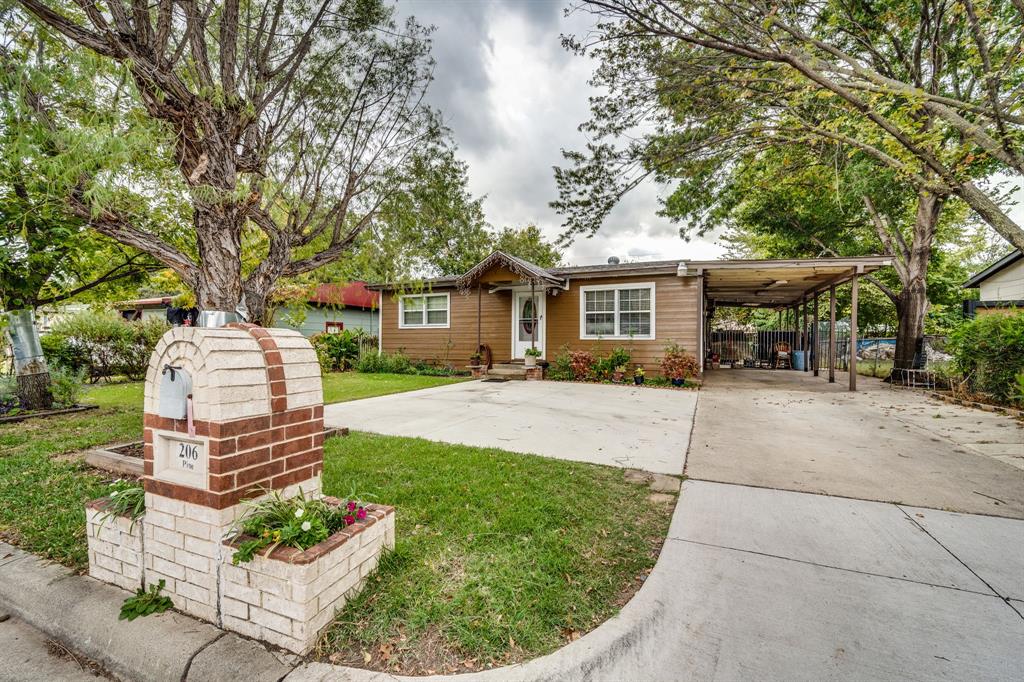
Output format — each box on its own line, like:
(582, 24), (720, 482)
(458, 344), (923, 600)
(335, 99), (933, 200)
(394, 0), (1022, 268)
(394, 0), (727, 267)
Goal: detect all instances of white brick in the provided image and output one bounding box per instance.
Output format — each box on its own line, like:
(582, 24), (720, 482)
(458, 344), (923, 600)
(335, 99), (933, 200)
(181, 598), (217, 623)
(174, 548), (210, 573)
(222, 579), (261, 606)
(222, 597), (249, 620)
(249, 606), (293, 636)
(151, 556), (186, 581)
(317, 569), (361, 612)
(121, 562), (142, 582)
(183, 535), (215, 557)
(222, 614), (263, 641)
(143, 508), (176, 530)
(221, 563), (250, 586)
(254, 626), (304, 654)
(250, 571), (290, 599)
(88, 564), (122, 586)
(358, 554), (380, 579)
(113, 544), (141, 564)
(93, 552), (122, 574)
(349, 537), (380, 568)
(152, 526), (184, 549)
(175, 516), (213, 540)
(174, 580), (210, 604)
(145, 538), (177, 562)
(262, 593), (317, 622)
(146, 494), (184, 517)
(144, 570), (177, 595)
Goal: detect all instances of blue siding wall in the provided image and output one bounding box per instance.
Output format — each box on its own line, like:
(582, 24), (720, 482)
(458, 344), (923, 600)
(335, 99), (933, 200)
(274, 305), (379, 338)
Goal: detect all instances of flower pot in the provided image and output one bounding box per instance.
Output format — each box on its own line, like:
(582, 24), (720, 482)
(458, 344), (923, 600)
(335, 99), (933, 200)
(634, 376), (644, 385)
(612, 371), (624, 383)
(671, 378), (685, 387)
(524, 355), (537, 368)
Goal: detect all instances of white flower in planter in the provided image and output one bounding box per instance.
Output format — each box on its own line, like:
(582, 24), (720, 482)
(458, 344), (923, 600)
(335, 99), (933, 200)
(301, 521), (311, 532)
(295, 508), (304, 518)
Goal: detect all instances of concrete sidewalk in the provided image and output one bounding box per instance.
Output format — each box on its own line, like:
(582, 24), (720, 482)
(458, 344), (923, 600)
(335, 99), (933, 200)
(324, 380), (696, 475)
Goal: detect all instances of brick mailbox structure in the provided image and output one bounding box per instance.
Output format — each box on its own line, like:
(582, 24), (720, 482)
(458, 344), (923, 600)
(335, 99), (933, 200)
(85, 324), (394, 653)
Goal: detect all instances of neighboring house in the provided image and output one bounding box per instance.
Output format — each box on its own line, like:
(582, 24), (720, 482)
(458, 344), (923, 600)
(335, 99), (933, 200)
(962, 250), (1024, 317)
(115, 282), (380, 336)
(370, 250), (890, 376)
(275, 282), (380, 337)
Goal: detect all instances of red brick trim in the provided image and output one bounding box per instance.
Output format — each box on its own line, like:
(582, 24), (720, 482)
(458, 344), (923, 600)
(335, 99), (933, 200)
(226, 323), (288, 413)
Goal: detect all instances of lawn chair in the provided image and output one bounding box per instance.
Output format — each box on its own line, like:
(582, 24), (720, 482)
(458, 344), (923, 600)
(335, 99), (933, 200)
(773, 341), (792, 369)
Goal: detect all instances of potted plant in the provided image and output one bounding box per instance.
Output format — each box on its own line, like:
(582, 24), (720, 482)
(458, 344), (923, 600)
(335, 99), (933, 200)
(662, 342), (700, 387)
(468, 352), (485, 378)
(612, 364), (626, 383)
(524, 347), (542, 367)
(633, 365), (645, 385)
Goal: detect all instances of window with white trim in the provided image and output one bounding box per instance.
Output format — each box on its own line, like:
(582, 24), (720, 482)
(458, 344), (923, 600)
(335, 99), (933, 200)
(580, 283), (655, 339)
(399, 293), (449, 328)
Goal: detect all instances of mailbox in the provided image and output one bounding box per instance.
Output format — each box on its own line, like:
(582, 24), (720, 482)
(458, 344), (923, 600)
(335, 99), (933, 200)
(157, 365), (192, 419)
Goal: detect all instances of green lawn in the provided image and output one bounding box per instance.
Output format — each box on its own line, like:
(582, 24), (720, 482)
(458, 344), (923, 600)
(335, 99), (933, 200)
(0, 372), (671, 673)
(319, 433), (671, 673)
(0, 372), (464, 569)
(321, 372), (466, 404)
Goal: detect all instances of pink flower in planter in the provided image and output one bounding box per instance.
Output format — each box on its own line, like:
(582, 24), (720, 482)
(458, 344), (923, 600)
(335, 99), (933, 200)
(344, 514), (356, 526)
(356, 507), (367, 520)
(347, 501), (357, 512)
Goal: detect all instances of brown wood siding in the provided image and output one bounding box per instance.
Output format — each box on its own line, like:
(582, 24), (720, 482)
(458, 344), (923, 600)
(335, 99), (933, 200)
(380, 274), (700, 373)
(380, 287), (512, 365)
(546, 274), (700, 374)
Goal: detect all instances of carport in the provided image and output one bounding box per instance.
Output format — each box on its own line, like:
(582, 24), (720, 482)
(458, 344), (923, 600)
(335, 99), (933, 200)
(681, 257), (893, 391)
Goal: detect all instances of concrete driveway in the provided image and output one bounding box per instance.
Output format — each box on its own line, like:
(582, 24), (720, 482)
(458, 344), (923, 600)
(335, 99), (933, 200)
(687, 369), (1024, 518)
(323, 379), (695, 475)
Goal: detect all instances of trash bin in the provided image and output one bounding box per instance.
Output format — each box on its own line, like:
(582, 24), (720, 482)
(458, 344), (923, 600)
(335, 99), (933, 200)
(792, 350), (807, 370)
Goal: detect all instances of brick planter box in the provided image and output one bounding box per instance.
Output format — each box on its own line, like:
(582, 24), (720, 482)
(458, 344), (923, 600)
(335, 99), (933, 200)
(85, 498), (144, 593)
(220, 501), (395, 653)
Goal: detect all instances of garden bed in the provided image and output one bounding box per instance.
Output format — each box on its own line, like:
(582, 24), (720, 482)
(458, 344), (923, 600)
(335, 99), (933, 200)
(0, 404), (97, 424)
(84, 441), (145, 476)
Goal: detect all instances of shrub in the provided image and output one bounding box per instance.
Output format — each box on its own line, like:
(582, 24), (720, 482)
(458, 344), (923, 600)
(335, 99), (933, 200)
(660, 342), (700, 381)
(569, 350), (595, 380)
(546, 346), (574, 381)
(593, 346), (631, 380)
(311, 330), (364, 372)
(44, 311), (169, 382)
(49, 368), (85, 408)
(0, 374), (17, 414)
(947, 312), (1024, 405)
(357, 350), (413, 374)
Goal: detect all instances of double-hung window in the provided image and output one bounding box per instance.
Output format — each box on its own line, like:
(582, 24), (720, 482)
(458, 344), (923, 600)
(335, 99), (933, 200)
(399, 293), (450, 328)
(580, 283), (655, 339)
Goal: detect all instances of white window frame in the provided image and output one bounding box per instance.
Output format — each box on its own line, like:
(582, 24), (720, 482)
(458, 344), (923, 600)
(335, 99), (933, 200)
(398, 292), (450, 329)
(579, 282), (656, 340)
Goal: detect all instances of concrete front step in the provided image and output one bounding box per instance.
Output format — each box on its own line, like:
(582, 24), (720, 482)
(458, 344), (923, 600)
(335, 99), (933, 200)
(487, 367), (528, 379)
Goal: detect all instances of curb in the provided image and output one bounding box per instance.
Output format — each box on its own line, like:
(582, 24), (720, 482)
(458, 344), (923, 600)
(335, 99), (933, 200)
(0, 543), (296, 682)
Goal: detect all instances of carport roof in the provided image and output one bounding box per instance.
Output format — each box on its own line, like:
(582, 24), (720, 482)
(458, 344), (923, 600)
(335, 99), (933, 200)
(681, 256), (893, 308)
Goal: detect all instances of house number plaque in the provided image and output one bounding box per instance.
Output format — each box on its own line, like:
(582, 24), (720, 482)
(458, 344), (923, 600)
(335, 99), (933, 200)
(153, 431), (208, 489)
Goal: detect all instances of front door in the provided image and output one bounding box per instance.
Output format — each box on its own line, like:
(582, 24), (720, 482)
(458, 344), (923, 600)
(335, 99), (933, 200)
(512, 290), (545, 359)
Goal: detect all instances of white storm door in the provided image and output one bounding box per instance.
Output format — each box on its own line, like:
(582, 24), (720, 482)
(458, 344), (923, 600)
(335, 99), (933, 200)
(512, 291), (545, 359)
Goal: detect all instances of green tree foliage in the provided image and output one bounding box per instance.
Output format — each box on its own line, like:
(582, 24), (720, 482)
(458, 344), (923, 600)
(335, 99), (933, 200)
(555, 0), (1024, 252)
(14, 0), (448, 323)
(948, 312), (1024, 405)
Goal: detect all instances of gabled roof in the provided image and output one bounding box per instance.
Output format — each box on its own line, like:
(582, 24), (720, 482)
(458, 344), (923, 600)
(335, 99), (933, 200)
(455, 250), (567, 292)
(963, 250), (1022, 289)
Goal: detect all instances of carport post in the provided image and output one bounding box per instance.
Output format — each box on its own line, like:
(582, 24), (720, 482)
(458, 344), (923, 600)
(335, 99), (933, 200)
(812, 292), (819, 377)
(802, 299), (809, 372)
(828, 285), (836, 383)
(849, 273), (859, 391)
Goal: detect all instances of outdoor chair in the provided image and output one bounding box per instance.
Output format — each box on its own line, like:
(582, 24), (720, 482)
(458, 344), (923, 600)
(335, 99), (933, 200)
(773, 341), (792, 369)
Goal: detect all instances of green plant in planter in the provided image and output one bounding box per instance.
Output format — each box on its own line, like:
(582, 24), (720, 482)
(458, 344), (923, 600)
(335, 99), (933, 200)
(120, 579), (174, 621)
(100, 480), (146, 529)
(633, 365), (645, 385)
(229, 488), (370, 564)
(524, 347), (542, 357)
(661, 342), (700, 386)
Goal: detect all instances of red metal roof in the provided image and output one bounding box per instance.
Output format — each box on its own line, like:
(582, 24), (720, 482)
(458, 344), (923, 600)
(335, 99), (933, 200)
(308, 282), (379, 309)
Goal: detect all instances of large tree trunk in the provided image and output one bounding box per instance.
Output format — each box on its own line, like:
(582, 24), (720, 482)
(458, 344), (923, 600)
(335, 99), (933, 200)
(6, 310), (52, 411)
(193, 199), (245, 312)
(891, 191), (943, 372)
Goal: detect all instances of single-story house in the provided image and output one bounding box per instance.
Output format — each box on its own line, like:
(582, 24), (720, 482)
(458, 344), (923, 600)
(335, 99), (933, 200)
(369, 250), (891, 383)
(275, 282), (380, 337)
(962, 250), (1023, 317)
